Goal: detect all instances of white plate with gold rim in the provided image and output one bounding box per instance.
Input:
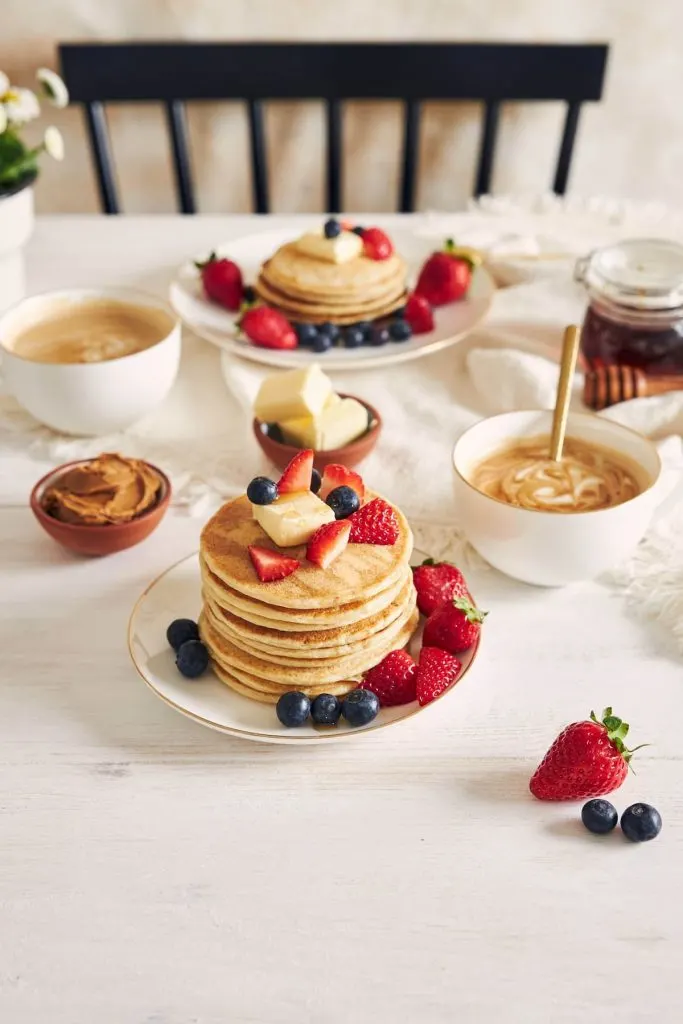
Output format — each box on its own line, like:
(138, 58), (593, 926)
(127, 547), (481, 744)
(169, 227), (495, 371)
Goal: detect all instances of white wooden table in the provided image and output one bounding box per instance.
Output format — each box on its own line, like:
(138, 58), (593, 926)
(1, 217), (682, 1024)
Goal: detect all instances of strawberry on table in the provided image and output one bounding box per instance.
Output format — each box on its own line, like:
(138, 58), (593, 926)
(319, 463), (365, 502)
(415, 238), (473, 306)
(529, 707), (645, 802)
(403, 292), (434, 335)
(348, 498), (399, 545)
(363, 649), (417, 707)
(416, 647), (462, 706)
(422, 595), (486, 654)
(306, 520), (351, 569)
(195, 252), (243, 311)
(277, 449), (315, 494)
(240, 306), (297, 350)
(361, 227), (394, 261)
(412, 558), (470, 617)
(248, 545), (300, 582)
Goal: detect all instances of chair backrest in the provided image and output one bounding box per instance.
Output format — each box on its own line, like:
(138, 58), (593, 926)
(59, 42), (608, 215)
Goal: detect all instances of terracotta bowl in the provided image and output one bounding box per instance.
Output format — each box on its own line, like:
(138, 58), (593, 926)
(30, 459), (172, 556)
(252, 393), (382, 472)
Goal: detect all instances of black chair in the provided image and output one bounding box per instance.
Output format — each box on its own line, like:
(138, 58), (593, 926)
(58, 42), (608, 216)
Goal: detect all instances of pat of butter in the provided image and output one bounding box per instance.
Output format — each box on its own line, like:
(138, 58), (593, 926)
(254, 364), (332, 423)
(252, 491), (335, 547)
(296, 229), (363, 265)
(281, 397), (368, 451)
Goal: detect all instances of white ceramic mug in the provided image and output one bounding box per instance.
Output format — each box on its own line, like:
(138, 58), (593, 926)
(0, 287), (181, 436)
(452, 410), (680, 586)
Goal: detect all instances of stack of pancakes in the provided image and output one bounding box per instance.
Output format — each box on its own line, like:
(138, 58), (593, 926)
(198, 494), (418, 703)
(255, 242), (408, 325)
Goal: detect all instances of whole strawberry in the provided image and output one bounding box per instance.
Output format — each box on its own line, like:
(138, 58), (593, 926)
(195, 251), (243, 310)
(403, 292), (434, 335)
(361, 227), (394, 261)
(422, 595), (486, 654)
(363, 649), (417, 707)
(530, 708), (645, 801)
(240, 306), (297, 350)
(416, 647), (462, 706)
(412, 558), (469, 617)
(415, 238), (473, 306)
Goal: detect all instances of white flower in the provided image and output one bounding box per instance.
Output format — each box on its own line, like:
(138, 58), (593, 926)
(44, 125), (64, 161)
(3, 87), (40, 125)
(0, 105), (6, 134)
(36, 68), (69, 109)
(0, 70), (9, 96)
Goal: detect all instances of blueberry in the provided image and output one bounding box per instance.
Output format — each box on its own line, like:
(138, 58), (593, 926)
(341, 688), (380, 727)
(311, 693), (342, 726)
(393, 305), (406, 319)
(389, 319), (413, 342)
(295, 322), (319, 347)
(352, 225), (365, 236)
(369, 326), (390, 347)
(581, 799), (618, 835)
(620, 803), (662, 842)
(310, 468), (322, 494)
(276, 690), (311, 727)
(176, 639), (209, 679)
(312, 334), (334, 353)
(266, 423), (284, 443)
(243, 285), (256, 304)
(355, 320), (373, 341)
(343, 326), (365, 349)
(324, 218), (341, 239)
(318, 321), (341, 342)
(247, 476), (278, 505)
(325, 485), (360, 520)
(166, 618), (199, 651)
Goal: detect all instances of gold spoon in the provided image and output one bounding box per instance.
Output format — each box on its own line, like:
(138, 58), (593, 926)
(549, 325), (582, 462)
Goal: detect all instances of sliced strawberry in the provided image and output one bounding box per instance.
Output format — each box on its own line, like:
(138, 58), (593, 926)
(348, 498), (399, 545)
(404, 292), (434, 335)
(362, 227), (394, 261)
(363, 649), (417, 707)
(277, 449), (315, 494)
(416, 647), (462, 706)
(306, 520), (351, 569)
(248, 545), (300, 582)
(240, 306), (297, 350)
(319, 463), (365, 502)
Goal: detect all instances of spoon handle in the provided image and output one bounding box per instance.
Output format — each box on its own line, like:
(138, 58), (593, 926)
(549, 325), (582, 462)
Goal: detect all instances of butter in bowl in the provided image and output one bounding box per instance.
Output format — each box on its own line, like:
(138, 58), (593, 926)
(252, 365), (381, 471)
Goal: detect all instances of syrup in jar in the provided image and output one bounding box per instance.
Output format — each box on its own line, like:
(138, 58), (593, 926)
(575, 238), (683, 375)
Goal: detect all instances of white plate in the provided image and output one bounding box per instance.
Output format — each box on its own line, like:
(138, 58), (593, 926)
(169, 226), (495, 370)
(127, 548), (481, 744)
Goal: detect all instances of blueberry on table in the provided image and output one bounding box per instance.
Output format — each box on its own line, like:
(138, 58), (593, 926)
(343, 326), (366, 349)
(581, 798), (618, 834)
(324, 218), (342, 238)
(312, 334), (334, 353)
(620, 803), (662, 842)
(311, 694), (342, 726)
(389, 319), (413, 342)
(318, 321), (341, 342)
(325, 485), (361, 520)
(369, 326), (391, 347)
(276, 691), (312, 727)
(176, 639), (209, 678)
(341, 688), (380, 727)
(166, 618), (199, 651)
(310, 468), (322, 494)
(247, 476), (278, 505)
(295, 322), (319, 347)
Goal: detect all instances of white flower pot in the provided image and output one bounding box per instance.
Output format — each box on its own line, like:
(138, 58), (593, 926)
(0, 179), (34, 313)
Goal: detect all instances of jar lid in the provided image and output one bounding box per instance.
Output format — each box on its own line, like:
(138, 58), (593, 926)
(575, 238), (683, 310)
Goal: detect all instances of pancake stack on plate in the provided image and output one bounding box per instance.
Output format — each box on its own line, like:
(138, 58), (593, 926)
(198, 494), (418, 703)
(255, 241), (408, 325)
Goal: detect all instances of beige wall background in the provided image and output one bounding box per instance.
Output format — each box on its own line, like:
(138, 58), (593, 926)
(2, 1), (680, 214)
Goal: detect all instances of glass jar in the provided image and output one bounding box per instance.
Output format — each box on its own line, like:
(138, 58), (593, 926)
(575, 238), (683, 375)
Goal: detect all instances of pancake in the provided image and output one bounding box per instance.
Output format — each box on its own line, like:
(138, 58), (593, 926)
(200, 492), (413, 610)
(261, 244), (407, 298)
(212, 662), (354, 704)
(254, 278), (408, 325)
(257, 272), (406, 311)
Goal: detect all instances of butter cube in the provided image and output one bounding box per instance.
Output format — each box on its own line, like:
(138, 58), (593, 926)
(252, 491), (335, 547)
(296, 229), (363, 265)
(254, 364), (332, 423)
(281, 397), (368, 451)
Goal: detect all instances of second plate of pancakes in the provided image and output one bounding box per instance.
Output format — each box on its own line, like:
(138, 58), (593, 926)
(170, 226), (495, 370)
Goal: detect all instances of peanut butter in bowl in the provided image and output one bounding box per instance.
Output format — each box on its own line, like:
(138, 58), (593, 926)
(42, 454), (163, 526)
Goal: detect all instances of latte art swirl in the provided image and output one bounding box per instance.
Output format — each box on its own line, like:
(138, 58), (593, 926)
(470, 435), (644, 513)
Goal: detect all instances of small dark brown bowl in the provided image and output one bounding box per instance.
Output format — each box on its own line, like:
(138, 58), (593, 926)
(30, 459), (172, 556)
(253, 393), (382, 473)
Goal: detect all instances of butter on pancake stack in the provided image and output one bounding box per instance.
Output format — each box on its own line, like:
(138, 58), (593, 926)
(198, 488), (418, 704)
(255, 224), (408, 326)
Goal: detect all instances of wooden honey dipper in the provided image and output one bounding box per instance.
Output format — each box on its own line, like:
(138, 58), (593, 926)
(583, 364), (683, 411)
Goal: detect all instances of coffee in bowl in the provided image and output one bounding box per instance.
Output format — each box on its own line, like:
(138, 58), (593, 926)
(469, 434), (647, 513)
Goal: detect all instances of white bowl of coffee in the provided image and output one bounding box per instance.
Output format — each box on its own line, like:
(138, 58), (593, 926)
(0, 288), (180, 435)
(452, 410), (670, 586)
